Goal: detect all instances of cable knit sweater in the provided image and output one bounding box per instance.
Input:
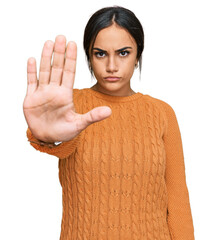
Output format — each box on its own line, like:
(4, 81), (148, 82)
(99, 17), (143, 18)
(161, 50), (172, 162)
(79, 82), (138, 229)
(27, 88), (195, 240)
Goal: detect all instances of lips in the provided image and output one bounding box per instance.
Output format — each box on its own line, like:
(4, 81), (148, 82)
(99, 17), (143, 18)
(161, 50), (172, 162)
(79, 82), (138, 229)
(104, 76), (120, 82)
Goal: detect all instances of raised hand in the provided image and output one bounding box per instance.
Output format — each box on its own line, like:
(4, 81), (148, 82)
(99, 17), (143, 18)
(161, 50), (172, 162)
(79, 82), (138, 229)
(23, 35), (112, 143)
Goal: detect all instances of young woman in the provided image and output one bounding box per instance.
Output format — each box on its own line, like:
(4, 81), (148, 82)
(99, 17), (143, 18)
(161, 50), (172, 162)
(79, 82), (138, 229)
(23, 6), (195, 240)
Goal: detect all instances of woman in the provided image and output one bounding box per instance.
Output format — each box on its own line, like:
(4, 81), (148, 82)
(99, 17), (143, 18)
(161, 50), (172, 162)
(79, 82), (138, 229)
(23, 6), (195, 240)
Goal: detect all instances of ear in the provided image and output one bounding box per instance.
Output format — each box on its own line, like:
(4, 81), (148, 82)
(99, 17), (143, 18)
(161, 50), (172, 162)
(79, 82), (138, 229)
(135, 59), (139, 69)
(88, 61), (92, 70)
(88, 60), (94, 75)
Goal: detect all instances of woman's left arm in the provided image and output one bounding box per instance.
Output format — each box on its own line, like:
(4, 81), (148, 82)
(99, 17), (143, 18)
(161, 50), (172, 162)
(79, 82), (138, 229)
(162, 102), (195, 240)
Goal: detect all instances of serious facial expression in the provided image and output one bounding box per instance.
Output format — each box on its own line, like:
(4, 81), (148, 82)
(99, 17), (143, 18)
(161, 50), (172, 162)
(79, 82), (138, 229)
(90, 24), (138, 96)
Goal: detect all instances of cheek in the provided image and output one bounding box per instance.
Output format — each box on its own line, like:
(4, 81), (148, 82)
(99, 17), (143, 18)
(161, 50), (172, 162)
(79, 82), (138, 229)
(91, 57), (102, 67)
(122, 58), (136, 72)
(91, 61), (105, 79)
(92, 61), (103, 75)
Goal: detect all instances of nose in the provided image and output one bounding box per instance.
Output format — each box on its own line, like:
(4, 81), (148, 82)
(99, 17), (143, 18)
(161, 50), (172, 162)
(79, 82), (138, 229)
(106, 55), (118, 73)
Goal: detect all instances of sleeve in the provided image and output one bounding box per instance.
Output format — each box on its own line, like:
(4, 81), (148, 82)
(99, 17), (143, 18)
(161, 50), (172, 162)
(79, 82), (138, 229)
(26, 128), (81, 159)
(162, 102), (195, 240)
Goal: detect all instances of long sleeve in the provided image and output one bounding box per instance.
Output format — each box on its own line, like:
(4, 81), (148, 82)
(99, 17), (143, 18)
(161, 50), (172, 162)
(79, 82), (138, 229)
(162, 102), (195, 240)
(26, 128), (81, 159)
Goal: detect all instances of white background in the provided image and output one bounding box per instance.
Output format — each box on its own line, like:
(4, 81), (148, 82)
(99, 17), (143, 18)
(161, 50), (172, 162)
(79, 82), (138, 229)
(0, 0), (216, 239)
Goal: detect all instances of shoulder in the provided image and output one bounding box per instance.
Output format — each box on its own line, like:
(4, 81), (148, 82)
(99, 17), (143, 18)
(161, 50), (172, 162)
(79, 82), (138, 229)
(72, 88), (90, 101)
(73, 88), (92, 96)
(73, 88), (85, 96)
(143, 94), (176, 117)
(71, 88), (88, 113)
(142, 94), (179, 134)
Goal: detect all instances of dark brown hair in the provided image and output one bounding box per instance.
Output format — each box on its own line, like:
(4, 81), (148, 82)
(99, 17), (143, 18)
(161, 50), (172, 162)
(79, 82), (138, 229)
(83, 6), (144, 75)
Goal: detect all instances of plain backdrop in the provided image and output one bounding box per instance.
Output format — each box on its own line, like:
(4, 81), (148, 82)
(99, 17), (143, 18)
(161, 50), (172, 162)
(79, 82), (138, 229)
(0, 0), (216, 239)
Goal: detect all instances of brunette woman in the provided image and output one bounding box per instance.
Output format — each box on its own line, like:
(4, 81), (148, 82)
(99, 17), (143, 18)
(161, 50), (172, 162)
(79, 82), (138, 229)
(23, 6), (195, 240)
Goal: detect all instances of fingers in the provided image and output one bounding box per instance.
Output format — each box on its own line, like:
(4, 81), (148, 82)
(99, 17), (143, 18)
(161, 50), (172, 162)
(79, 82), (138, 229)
(49, 35), (66, 85)
(27, 57), (37, 95)
(39, 40), (54, 85)
(61, 41), (77, 89)
(36, 36), (76, 89)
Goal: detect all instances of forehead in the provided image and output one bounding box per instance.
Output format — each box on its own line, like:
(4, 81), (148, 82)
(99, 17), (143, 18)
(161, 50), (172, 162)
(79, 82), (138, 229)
(93, 24), (137, 49)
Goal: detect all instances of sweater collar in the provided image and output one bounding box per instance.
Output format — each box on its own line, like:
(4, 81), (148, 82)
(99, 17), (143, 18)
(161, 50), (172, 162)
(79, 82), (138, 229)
(85, 88), (143, 103)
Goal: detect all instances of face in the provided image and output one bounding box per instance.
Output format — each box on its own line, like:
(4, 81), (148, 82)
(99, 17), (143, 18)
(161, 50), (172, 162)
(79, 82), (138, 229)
(90, 24), (138, 96)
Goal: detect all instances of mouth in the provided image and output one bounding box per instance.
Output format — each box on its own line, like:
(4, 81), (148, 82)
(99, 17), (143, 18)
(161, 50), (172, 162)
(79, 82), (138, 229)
(104, 76), (120, 82)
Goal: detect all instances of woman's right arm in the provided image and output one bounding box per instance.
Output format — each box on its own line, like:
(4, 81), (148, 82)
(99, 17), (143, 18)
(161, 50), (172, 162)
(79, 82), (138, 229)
(26, 127), (81, 159)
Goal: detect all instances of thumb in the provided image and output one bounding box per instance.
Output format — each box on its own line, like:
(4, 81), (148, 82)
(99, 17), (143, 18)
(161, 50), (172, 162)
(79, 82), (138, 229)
(81, 106), (112, 127)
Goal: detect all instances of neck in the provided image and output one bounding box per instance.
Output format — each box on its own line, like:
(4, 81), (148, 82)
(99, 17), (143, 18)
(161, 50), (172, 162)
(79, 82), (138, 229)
(90, 84), (136, 97)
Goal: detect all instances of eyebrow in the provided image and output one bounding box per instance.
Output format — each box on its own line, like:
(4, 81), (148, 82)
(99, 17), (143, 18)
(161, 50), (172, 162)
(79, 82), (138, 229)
(92, 46), (133, 52)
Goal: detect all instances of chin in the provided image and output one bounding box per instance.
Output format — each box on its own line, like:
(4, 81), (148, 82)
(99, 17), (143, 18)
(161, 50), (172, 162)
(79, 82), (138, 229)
(103, 83), (122, 91)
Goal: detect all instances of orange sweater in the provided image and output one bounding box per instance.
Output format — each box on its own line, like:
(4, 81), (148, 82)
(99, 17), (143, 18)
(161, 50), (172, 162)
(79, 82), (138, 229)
(27, 88), (195, 240)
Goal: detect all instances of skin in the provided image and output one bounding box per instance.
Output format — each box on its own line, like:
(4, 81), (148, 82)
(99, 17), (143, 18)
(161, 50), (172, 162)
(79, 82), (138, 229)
(90, 24), (138, 97)
(23, 24), (139, 143)
(23, 36), (112, 143)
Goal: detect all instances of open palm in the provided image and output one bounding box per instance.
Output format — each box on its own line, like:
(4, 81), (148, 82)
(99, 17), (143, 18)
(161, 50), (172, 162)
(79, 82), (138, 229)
(23, 35), (111, 143)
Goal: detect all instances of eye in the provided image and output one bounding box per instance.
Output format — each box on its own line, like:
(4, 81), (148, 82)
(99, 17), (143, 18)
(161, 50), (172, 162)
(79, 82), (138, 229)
(119, 50), (130, 57)
(94, 51), (106, 58)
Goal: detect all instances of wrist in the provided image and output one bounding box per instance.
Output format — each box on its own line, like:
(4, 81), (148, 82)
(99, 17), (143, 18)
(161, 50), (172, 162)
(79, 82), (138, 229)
(29, 139), (62, 148)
